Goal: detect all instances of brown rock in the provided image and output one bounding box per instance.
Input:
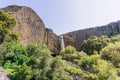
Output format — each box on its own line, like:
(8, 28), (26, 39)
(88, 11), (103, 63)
(2, 5), (60, 54)
(45, 28), (60, 54)
(12, 6), (45, 44)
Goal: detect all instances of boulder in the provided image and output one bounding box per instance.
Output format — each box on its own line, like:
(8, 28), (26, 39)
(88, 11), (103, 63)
(2, 5), (60, 54)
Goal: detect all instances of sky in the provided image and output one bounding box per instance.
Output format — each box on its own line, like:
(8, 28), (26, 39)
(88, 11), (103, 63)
(1, 0), (120, 35)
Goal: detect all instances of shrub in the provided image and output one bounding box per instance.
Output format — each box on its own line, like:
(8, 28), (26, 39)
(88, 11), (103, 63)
(60, 45), (86, 62)
(82, 36), (111, 55)
(101, 42), (120, 67)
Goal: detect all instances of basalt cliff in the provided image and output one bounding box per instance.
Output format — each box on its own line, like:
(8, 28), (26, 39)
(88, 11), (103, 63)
(1, 5), (120, 54)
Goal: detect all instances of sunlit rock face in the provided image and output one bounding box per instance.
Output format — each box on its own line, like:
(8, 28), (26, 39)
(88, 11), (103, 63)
(63, 21), (120, 51)
(3, 5), (46, 45)
(2, 5), (60, 54)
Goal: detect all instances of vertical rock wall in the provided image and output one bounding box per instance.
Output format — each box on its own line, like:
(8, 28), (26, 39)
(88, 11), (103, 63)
(45, 28), (60, 54)
(2, 5), (60, 54)
(63, 21), (120, 51)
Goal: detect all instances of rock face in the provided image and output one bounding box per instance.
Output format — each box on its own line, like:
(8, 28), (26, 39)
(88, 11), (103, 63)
(2, 5), (60, 54)
(63, 21), (120, 51)
(3, 5), (46, 45)
(0, 68), (10, 80)
(45, 28), (60, 54)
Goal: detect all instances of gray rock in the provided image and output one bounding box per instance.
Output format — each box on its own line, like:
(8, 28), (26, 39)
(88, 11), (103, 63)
(63, 21), (120, 51)
(0, 68), (10, 80)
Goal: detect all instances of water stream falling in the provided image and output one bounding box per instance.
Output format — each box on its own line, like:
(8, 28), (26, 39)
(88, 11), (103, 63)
(60, 36), (65, 50)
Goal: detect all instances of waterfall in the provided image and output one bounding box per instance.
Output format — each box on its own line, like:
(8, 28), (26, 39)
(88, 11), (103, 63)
(60, 36), (65, 50)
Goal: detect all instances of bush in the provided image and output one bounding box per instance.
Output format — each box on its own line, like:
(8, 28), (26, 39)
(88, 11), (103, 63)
(27, 42), (52, 80)
(79, 54), (118, 80)
(12, 64), (33, 80)
(60, 45), (86, 62)
(0, 42), (29, 66)
(101, 42), (120, 67)
(48, 56), (73, 80)
(82, 36), (111, 55)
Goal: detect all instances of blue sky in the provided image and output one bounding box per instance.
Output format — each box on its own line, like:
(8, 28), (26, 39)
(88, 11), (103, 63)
(1, 0), (120, 34)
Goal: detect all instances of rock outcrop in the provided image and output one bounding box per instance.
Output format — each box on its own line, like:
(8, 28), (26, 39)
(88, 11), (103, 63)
(2, 5), (60, 54)
(45, 28), (60, 54)
(3, 5), (46, 45)
(0, 68), (10, 80)
(62, 21), (120, 51)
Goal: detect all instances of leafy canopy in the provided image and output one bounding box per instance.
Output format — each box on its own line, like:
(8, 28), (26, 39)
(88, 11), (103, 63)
(0, 10), (20, 44)
(82, 35), (111, 55)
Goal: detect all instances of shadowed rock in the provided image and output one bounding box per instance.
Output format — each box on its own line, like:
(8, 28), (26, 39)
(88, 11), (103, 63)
(62, 21), (120, 51)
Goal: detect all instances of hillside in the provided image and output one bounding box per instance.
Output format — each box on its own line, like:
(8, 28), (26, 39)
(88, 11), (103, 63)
(1, 5), (120, 80)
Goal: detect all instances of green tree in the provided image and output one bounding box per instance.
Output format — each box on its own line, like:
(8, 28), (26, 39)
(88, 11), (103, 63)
(82, 35), (111, 55)
(48, 56), (73, 80)
(111, 34), (120, 43)
(0, 10), (20, 44)
(0, 42), (29, 66)
(101, 42), (120, 67)
(0, 42), (31, 80)
(60, 45), (86, 62)
(27, 42), (52, 80)
(79, 54), (119, 80)
(12, 63), (33, 80)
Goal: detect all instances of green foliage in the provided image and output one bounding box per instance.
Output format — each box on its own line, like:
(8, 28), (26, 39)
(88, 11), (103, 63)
(1, 11), (120, 80)
(79, 54), (119, 80)
(60, 45), (86, 62)
(64, 66), (83, 78)
(27, 42), (51, 56)
(11, 64), (33, 80)
(48, 56), (73, 80)
(0, 10), (20, 44)
(0, 42), (29, 66)
(80, 54), (100, 72)
(111, 34), (120, 43)
(27, 42), (52, 80)
(84, 73), (98, 80)
(101, 42), (120, 67)
(0, 42), (32, 80)
(65, 65), (81, 74)
(96, 59), (118, 80)
(82, 35), (111, 55)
